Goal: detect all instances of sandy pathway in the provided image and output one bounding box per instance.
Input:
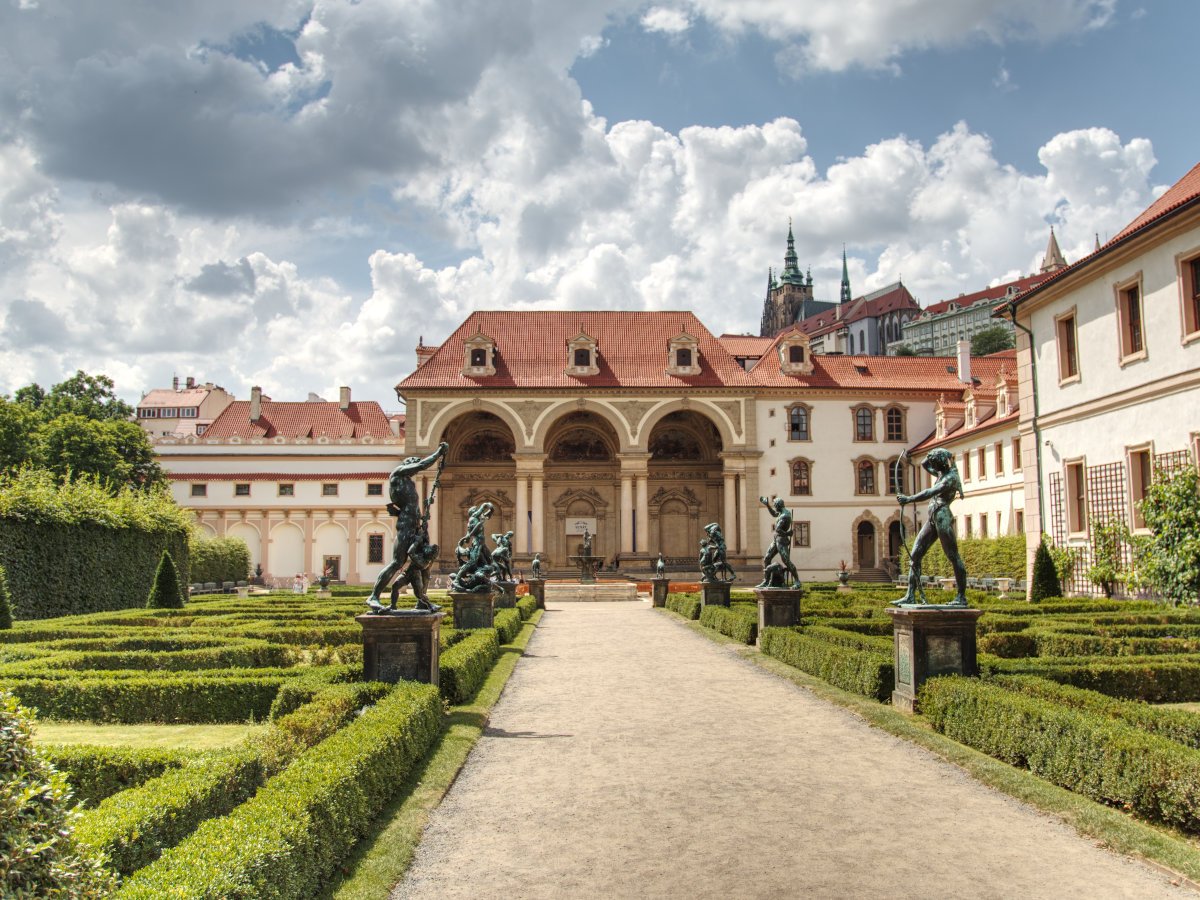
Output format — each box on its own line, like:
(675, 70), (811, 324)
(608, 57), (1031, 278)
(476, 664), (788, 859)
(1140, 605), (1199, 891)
(394, 602), (1186, 899)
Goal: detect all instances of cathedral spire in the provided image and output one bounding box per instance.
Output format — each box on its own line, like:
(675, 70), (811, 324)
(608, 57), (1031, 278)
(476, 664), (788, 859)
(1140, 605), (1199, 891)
(1040, 226), (1068, 273)
(840, 245), (852, 304)
(780, 219), (803, 284)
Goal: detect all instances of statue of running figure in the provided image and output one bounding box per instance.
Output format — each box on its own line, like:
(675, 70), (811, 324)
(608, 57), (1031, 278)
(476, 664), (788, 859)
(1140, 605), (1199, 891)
(367, 442), (448, 607)
(757, 496), (800, 588)
(894, 447), (967, 607)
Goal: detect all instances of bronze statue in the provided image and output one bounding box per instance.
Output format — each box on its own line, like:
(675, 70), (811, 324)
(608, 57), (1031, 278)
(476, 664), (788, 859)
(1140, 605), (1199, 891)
(757, 496), (800, 588)
(698, 539), (717, 583)
(491, 530), (514, 581)
(367, 442), (448, 613)
(451, 502), (499, 593)
(655, 552), (666, 579)
(580, 527), (593, 557)
(894, 448), (967, 607)
(703, 522), (736, 582)
(531, 552), (542, 578)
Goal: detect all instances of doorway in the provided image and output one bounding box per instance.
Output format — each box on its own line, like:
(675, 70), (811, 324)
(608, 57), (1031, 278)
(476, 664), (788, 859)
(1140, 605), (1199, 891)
(856, 522), (875, 569)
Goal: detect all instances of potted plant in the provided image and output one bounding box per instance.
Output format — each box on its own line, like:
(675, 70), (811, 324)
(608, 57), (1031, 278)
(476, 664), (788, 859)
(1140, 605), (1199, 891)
(318, 566), (332, 590)
(837, 560), (850, 586)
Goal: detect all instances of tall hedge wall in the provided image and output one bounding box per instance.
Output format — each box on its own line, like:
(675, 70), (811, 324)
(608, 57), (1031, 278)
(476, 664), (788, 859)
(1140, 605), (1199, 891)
(918, 533), (1026, 581)
(189, 535), (250, 585)
(0, 470), (191, 620)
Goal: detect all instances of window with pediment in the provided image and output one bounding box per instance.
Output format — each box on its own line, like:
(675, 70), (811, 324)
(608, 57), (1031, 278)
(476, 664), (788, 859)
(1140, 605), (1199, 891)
(777, 331), (814, 375)
(462, 330), (496, 377)
(853, 406), (874, 442)
(790, 459), (813, 496)
(666, 331), (701, 376)
(566, 329), (600, 376)
(787, 404), (811, 442)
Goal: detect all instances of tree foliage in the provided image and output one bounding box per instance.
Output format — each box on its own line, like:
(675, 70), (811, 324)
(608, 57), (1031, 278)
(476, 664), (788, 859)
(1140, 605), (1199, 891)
(35, 370), (135, 422)
(1135, 466), (1200, 606)
(1087, 518), (1126, 598)
(1030, 539), (1060, 602)
(893, 344), (917, 357)
(190, 534), (251, 584)
(971, 324), (1016, 356)
(147, 550), (185, 609)
(0, 397), (35, 472)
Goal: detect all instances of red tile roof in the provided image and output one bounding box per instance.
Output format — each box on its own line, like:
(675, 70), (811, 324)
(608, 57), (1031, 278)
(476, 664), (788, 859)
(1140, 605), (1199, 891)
(923, 272), (1052, 316)
(911, 408), (1019, 453)
(399, 311), (755, 390)
(202, 400), (393, 440)
(796, 283), (919, 338)
(169, 472), (391, 481)
(717, 334), (775, 357)
(140, 388), (213, 406)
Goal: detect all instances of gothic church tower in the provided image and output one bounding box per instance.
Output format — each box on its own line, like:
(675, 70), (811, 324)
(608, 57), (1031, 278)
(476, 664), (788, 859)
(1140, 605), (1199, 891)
(759, 223), (817, 336)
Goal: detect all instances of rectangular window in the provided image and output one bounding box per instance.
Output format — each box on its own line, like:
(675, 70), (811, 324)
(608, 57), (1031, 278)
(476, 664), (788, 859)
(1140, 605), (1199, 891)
(964, 516), (973, 538)
(367, 483), (383, 496)
(322, 483), (339, 497)
(1015, 510), (1024, 534)
(234, 483), (250, 496)
(160, 408), (177, 418)
(195, 424), (207, 436)
(1012, 435), (1022, 471)
(470, 348), (487, 367)
(278, 483), (294, 497)
(368, 533), (385, 564)
(1129, 448), (1152, 530)
(181, 407), (198, 417)
(574, 348), (590, 367)
(788, 406), (809, 441)
(962, 451), (971, 481)
(1066, 460), (1088, 535)
(1181, 255), (1200, 339)
(994, 441), (1004, 475)
(190, 483), (207, 497)
(794, 521), (811, 548)
(1056, 312), (1079, 381)
(676, 348), (693, 368)
(140, 408), (156, 418)
(977, 448), (987, 480)
(1117, 281), (1145, 360)
(979, 514), (988, 538)
(854, 408), (873, 441)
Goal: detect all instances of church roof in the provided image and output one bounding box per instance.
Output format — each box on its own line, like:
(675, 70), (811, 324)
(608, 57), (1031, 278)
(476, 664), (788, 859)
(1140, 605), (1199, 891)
(399, 310), (756, 390)
(203, 400), (393, 440)
(797, 282), (918, 337)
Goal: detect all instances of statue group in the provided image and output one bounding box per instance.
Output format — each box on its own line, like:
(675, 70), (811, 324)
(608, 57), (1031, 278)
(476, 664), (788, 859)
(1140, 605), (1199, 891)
(699, 523), (736, 583)
(756, 496), (801, 589)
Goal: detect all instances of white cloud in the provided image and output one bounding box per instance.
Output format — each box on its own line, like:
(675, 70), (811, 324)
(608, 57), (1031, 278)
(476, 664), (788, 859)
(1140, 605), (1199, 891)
(641, 7), (692, 34)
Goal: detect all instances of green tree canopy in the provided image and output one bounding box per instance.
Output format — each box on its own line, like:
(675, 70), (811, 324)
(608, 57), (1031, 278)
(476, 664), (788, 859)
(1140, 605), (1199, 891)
(971, 325), (1016, 356)
(34, 414), (164, 490)
(893, 344), (917, 357)
(1136, 466), (1200, 606)
(37, 370), (135, 421)
(0, 397), (36, 471)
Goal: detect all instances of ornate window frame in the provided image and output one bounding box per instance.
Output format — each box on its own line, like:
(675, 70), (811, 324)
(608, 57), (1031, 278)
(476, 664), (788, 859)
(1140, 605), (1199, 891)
(462, 329), (497, 377)
(851, 404), (875, 442)
(666, 331), (701, 376)
(853, 456), (878, 495)
(884, 405), (907, 442)
(777, 330), (814, 375)
(566, 329), (600, 376)
(786, 402), (812, 442)
(789, 457), (814, 496)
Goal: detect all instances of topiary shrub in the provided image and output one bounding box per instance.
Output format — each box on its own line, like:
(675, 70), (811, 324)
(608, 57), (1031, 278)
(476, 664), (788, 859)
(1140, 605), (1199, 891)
(1029, 540), (1059, 602)
(146, 550), (184, 609)
(0, 692), (115, 897)
(0, 565), (11, 630)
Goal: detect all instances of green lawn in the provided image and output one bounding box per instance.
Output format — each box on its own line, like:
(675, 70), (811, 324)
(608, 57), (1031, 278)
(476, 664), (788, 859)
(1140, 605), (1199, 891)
(34, 721), (267, 750)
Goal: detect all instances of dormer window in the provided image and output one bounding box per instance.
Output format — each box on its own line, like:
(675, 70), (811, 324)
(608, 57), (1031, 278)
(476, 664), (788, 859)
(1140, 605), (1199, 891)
(462, 329), (497, 377)
(666, 331), (700, 376)
(566, 329), (600, 376)
(777, 331), (814, 376)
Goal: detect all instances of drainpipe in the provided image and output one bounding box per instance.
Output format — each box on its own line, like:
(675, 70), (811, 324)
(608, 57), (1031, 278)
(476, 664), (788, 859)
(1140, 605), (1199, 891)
(1007, 301), (1044, 534)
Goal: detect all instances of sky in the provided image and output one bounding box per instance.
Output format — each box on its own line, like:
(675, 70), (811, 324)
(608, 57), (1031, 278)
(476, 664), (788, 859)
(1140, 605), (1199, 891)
(0, 0), (1195, 410)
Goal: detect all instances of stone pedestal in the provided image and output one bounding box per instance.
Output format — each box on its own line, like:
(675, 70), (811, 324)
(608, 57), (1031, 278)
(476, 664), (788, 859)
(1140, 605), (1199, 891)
(494, 580), (517, 609)
(701, 581), (731, 608)
(651, 578), (669, 608)
(755, 588), (802, 645)
(450, 591), (496, 630)
(886, 606), (984, 714)
(236, 586), (250, 599)
(527, 578), (545, 610)
(356, 612), (445, 687)
(314, 589), (332, 599)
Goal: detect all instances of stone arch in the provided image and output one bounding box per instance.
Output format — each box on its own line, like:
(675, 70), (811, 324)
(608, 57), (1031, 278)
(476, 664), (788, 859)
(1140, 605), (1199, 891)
(850, 511), (884, 571)
(648, 486), (701, 560)
(636, 399), (739, 451)
(226, 521), (261, 571)
(529, 400), (633, 453)
(314, 519), (349, 581)
(883, 510), (904, 577)
(270, 520), (305, 580)
(425, 398), (528, 452)
(195, 520), (218, 538)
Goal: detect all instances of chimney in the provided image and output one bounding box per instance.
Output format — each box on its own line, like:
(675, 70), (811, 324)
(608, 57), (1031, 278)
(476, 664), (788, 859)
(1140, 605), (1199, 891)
(250, 386), (262, 422)
(339, 386), (351, 410)
(415, 336), (437, 369)
(185, 376), (195, 389)
(956, 340), (971, 383)
(172, 375), (179, 392)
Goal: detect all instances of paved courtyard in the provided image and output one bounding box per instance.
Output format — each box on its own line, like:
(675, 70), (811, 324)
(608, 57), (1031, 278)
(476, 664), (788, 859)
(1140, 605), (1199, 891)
(395, 602), (1185, 899)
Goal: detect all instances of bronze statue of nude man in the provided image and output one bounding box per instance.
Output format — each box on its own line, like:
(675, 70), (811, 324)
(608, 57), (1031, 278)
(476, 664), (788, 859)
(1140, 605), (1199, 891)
(894, 447), (967, 607)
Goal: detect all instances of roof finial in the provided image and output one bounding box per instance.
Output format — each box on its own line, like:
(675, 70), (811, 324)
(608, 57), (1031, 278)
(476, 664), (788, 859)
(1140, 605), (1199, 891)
(1094, 232), (1101, 253)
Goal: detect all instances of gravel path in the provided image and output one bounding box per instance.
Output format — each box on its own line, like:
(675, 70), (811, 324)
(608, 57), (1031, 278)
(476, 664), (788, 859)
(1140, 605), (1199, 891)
(394, 602), (1187, 899)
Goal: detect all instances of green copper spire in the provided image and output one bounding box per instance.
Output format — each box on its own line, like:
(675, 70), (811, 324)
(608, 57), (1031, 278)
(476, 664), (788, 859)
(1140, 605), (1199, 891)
(779, 219), (804, 285)
(840, 245), (852, 304)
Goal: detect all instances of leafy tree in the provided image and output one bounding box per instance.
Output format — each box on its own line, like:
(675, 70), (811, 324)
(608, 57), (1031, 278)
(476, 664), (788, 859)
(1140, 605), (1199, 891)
(32, 414), (164, 491)
(971, 324), (1016, 356)
(893, 344), (917, 357)
(146, 549), (185, 609)
(105, 418), (166, 489)
(1030, 539), (1059, 601)
(0, 397), (36, 471)
(0, 693), (116, 896)
(1087, 518), (1126, 598)
(38, 370), (135, 422)
(0, 566), (11, 629)
(1137, 466), (1200, 606)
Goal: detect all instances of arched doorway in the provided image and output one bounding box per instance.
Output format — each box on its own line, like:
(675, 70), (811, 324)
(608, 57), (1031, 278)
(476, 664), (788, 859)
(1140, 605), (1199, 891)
(545, 412), (620, 566)
(857, 521), (876, 569)
(646, 411), (723, 562)
(437, 412), (517, 569)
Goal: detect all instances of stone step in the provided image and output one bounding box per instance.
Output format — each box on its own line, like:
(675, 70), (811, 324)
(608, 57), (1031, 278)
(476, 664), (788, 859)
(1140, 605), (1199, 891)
(851, 568), (893, 584)
(544, 583), (641, 602)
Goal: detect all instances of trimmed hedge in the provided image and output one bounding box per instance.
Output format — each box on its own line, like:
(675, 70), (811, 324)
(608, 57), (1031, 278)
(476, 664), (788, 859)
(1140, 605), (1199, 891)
(922, 676), (1200, 834)
(666, 593), (702, 620)
(699, 605), (757, 644)
(803, 624), (892, 654)
(439, 629), (501, 704)
(759, 627), (893, 701)
(978, 631), (1038, 658)
(493, 607), (522, 644)
(189, 534), (250, 585)
(920, 533), (1026, 581)
(991, 655), (1200, 703)
(516, 595), (537, 620)
(40, 744), (193, 807)
(117, 683), (442, 899)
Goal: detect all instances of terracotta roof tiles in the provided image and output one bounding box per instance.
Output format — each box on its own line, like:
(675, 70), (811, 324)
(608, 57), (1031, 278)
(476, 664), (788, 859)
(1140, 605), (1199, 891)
(202, 400), (393, 440)
(923, 272), (1051, 316)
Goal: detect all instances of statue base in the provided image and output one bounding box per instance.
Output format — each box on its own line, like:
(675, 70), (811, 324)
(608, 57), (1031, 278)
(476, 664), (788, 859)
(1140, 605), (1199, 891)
(314, 589), (332, 599)
(754, 588), (802, 645)
(527, 578), (545, 610)
(651, 578), (669, 608)
(356, 612), (445, 686)
(701, 581), (731, 608)
(886, 606), (984, 714)
(450, 591), (496, 630)
(494, 580), (517, 609)
(568, 554), (603, 584)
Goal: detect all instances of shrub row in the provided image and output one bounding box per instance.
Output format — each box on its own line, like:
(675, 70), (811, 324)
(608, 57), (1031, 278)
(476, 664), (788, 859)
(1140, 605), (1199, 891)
(921, 676), (1200, 834)
(0, 640), (297, 676)
(1030, 630), (1200, 658)
(117, 683), (443, 899)
(990, 654), (1200, 703)
(759, 627), (893, 702)
(439, 629), (501, 704)
(41, 744), (194, 807)
(666, 593), (701, 620)
(698, 605), (757, 644)
(516, 595), (537, 620)
(803, 624), (892, 654)
(493, 607), (523, 644)
(189, 534), (250, 585)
